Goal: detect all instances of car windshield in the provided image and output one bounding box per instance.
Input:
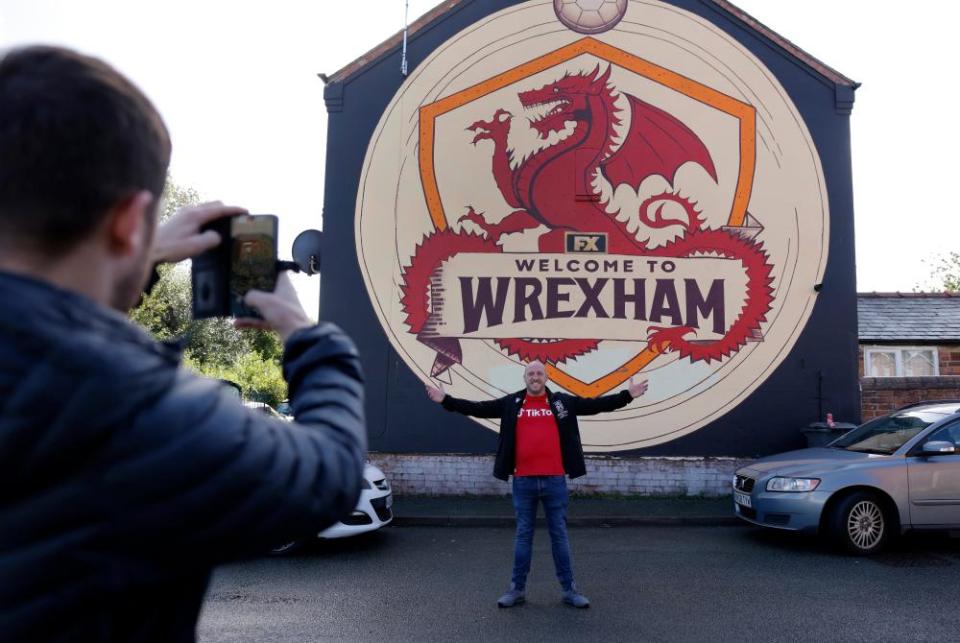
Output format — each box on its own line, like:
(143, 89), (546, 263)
(831, 410), (948, 454)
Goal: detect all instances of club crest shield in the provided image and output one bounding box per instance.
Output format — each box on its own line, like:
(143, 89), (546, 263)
(355, 0), (829, 450)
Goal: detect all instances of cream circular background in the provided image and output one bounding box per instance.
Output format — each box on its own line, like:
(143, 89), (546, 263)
(355, 0), (829, 450)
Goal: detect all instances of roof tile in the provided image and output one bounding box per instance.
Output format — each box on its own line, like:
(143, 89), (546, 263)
(858, 293), (960, 342)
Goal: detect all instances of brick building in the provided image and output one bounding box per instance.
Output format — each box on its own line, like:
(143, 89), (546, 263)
(320, 0), (860, 495)
(858, 292), (960, 420)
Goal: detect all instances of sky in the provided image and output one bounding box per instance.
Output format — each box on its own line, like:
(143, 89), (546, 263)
(1, 0), (958, 317)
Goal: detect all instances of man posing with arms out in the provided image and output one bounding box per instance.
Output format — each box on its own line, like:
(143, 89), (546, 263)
(426, 361), (648, 609)
(0, 46), (366, 642)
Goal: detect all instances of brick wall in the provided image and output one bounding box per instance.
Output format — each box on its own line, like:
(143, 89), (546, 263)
(941, 347), (960, 375)
(858, 344), (960, 419)
(368, 453), (751, 497)
(860, 376), (960, 420)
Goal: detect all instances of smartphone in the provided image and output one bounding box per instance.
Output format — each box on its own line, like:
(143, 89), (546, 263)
(229, 215), (278, 318)
(190, 214), (278, 319)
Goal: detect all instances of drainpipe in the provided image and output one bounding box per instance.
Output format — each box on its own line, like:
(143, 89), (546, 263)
(817, 370), (824, 421)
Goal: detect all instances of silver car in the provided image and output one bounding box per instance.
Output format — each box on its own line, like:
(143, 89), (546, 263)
(733, 401), (960, 554)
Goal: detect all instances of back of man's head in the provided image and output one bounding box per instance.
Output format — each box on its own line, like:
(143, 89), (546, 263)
(0, 45), (171, 256)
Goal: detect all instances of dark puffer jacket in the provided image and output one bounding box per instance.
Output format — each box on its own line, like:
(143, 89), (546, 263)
(0, 271), (367, 642)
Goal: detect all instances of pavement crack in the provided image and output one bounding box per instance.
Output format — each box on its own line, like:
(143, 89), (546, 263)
(207, 592), (303, 604)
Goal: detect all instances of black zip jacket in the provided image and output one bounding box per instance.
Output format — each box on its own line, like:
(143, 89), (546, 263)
(441, 387), (633, 480)
(0, 271), (367, 642)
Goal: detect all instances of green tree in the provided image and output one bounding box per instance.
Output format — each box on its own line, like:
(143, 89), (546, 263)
(183, 352), (287, 407)
(247, 328), (284, 362)
(928, 252), (960, 292)
(129, 176), (201, 338)
(130, 177), (200, 339)
(160, 180), (201, 222)
(129, 263), (191, 340)
(130, 176), (287, 403)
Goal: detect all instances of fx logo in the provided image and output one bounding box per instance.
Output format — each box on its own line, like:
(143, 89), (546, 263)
(565, 232), (607, 253)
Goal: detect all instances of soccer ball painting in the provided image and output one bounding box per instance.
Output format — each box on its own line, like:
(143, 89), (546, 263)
(553, 0), (629, 34)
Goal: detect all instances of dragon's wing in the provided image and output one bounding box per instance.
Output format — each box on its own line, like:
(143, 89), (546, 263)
(600, 94), (717, 189)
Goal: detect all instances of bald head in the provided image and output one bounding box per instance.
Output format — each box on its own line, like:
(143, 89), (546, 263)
(523, 360), (547, 396)
(524, 360), (545, 375)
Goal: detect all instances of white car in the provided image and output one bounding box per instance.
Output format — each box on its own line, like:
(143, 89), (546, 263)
(270, 462), (393, 554)
(243, 400), (289, 421)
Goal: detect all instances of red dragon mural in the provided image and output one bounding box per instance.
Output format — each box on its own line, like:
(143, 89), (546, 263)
(401, 64), (774, 378)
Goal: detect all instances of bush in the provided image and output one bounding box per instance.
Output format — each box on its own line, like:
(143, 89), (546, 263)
(184, 351), (287, 407)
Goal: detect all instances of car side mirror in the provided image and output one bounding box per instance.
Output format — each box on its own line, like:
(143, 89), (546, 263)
(922, 440), (957, 455)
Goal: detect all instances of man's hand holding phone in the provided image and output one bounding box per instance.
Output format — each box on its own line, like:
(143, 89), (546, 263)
(152, 201), (247, 265)
(155, 202), (313, 341)
(189, 212), (281, 320)
(235, 272), (313, 342)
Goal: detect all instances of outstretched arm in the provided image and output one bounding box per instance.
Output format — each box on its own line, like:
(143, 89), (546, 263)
(426, 383), (504, 418)
(573, 378), (648, 416)
(97, 323), (366, 565)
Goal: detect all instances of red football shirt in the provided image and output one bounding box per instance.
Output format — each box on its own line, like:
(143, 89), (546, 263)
(514, 394), (564, 476)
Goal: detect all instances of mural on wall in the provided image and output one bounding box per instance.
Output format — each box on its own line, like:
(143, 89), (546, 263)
(356, 0), (830, 450)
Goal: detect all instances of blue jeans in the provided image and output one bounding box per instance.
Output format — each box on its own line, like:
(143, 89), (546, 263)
(510, 475), (574, 591)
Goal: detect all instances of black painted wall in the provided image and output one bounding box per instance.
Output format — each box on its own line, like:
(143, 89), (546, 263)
(320, 0), (860, 457)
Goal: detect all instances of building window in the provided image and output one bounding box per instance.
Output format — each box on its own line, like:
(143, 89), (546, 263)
(864, 346), (939, 377)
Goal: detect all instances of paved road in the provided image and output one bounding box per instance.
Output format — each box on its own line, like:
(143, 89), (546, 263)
(199, 526), (960, 642)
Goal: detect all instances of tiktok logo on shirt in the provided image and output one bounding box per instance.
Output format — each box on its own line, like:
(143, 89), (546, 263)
(518, 407), (554, 418)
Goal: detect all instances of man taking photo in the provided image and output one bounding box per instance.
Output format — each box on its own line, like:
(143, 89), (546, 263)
(426, 361), (648, 609)
(0, 45), (366, 641)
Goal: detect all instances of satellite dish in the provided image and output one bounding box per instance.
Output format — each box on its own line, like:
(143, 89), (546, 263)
(292, 229), (323, 275)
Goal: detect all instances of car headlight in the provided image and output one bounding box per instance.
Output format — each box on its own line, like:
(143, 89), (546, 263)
(765, 477), (820, 492)
(361, 478), (372, 489)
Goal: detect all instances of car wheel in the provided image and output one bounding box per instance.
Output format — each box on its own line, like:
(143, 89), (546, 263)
(268, 540), (301, 556)
(828, 491), (889, 555)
